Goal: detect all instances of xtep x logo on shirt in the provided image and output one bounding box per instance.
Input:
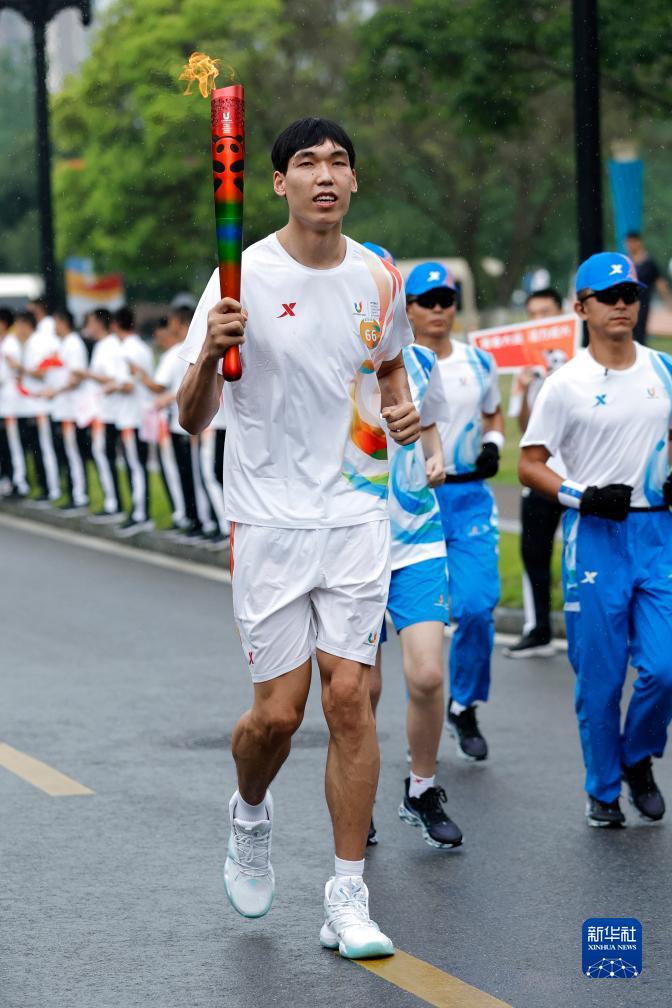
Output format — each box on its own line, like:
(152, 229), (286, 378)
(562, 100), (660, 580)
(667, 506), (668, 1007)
(581, 571), (598, 584)
(276, 303), (296, 318)
(593, 394), (607, 407)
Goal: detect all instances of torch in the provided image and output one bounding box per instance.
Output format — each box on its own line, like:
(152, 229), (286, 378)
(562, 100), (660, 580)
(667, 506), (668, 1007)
(180, 53), (244, 382)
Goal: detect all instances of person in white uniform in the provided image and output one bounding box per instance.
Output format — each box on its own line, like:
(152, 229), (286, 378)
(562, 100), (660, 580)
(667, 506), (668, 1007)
(520, 252), (672, 828)
(41, 308), (90, 512)
(108, 307), (154, 536)
(77, 308), (124, 521)
(177, 117), (420, 958)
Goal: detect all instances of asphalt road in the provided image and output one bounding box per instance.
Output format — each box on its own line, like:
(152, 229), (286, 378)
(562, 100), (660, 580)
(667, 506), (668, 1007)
(1, 517), (670, 1008)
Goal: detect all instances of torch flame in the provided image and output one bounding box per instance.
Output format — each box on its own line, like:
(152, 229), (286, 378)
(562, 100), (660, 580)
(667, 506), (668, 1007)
(179, 52), (220, 98)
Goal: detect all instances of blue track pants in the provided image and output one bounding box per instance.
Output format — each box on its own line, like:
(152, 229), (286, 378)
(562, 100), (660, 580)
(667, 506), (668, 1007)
(562, 509), (672, 802)
(435, 480), (500, 707)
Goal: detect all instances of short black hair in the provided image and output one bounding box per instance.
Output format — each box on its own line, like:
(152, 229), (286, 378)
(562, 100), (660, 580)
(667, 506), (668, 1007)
(90, 307), (112, 330)
(16, 310), (36, 329)
(625, 231), (641, 240)
(113, 305), (135, 331)
(0, 306), (15, 328)
(271, 118), (356, 174)
(54, 307), (75, 329)
(153, 315), (169, 331)
(169, 304), (194, 327)
(526, 287), (562, 310)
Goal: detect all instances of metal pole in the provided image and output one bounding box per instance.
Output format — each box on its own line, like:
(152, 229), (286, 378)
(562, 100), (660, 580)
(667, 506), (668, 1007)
(572, 0), (603, 262)
(32, 13), (57, 307)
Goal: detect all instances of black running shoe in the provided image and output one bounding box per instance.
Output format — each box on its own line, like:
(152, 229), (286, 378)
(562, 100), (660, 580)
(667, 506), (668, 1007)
(399, 778), (463, 849)
(367, 818), (378, 846)
(585, 795), (626, 828)
(502, 631), (555, 659)
(622, 757), (665, 822)
(446, 700), (488, 761)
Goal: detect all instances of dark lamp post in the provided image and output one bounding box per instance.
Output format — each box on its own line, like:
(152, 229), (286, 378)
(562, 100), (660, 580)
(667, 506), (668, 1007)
(0, 2), (92, 307)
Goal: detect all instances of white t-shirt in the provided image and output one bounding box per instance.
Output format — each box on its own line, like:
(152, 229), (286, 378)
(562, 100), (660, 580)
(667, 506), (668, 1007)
(89, 333), (121, 424)
(0, 335), (14, 417)
(0, 333), (26, 416)
(435, 340), (501, 475)
(509, 371), (565, 478)
(21, 328), (60, 416)
(154, 341), (190, 435)
(388, 344), (447, 570)
(180, 233), (414, 527)
(521, 344), (672, 508)
(48, 332), (88, 422)
(114, 334), (154, 431)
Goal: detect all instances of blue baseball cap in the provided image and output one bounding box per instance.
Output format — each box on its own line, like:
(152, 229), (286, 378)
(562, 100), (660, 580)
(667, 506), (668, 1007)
(405, 261), (458, 296)
(575, 252), (645, 294)
(362, 241), (396, 265)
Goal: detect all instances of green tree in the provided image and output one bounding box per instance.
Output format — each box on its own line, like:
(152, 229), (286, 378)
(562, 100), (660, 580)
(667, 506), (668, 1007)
(0, 44), (39, 274)
(53, 0), (375, 298)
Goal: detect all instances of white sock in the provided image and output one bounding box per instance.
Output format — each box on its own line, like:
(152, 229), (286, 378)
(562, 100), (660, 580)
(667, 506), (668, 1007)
(334, 856), (365, 879)
(409, 772), (435, 799)
(235, 792), (268, 823)
(450, 699), (467, 715)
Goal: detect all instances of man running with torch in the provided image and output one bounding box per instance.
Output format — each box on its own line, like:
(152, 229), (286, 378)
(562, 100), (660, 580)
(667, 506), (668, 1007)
(177, 63), (419, 960)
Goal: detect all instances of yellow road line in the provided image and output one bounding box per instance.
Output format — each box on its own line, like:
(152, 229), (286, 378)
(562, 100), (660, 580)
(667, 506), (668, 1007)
(354, 949), (513, 1008)
(0, 743), (94, 796)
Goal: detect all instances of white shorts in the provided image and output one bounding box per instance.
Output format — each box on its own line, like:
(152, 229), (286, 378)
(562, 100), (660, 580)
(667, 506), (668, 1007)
(230, 520), (391, 683)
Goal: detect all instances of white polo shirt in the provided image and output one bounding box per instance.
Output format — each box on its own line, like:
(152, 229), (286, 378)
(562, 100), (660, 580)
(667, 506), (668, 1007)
(521, 344), (672, 508)
(435, 340), (501, 475)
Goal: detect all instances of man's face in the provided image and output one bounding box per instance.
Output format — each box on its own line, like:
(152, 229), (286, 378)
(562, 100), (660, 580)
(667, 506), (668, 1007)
(575, 285), (640, 341)
(154, 324), (170, 350)
(14, 318), (33, 342)
(54, 316), (69, 338)
(406, 288), (456, 341)
(84, 315), (104, 341)
(273, 140), (357, 229)
(527, 296), (561, 320)
(625, 236), (643, 259)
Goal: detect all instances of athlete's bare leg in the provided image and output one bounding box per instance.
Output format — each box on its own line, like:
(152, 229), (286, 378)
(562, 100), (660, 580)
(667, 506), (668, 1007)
(232, 659), (312, 804)
(400, 622), (445, 777)
(319, 650), (379, 860)
(368, 647), (382, 716)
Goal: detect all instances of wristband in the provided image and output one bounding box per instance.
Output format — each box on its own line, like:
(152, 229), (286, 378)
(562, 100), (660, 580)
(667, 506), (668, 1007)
(482, 430), (504, 451)
(558, 479), (586, 509)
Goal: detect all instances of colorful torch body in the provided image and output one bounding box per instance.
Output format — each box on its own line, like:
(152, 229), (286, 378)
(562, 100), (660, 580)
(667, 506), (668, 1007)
(210, 84), (245, 381)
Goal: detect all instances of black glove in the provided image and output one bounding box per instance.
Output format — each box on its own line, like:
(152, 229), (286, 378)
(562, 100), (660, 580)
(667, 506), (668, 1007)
(664, 473), (672, 507)
(474, 442), (500, 479)
(579, 484), (632, 522)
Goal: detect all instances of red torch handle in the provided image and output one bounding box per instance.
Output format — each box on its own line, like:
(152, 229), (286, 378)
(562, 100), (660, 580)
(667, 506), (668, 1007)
(211, 84), (245, 382)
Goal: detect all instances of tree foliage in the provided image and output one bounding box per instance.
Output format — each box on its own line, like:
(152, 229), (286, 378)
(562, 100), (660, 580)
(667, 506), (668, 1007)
(47, 0), (672, 301)
(0, 44), (39, 274)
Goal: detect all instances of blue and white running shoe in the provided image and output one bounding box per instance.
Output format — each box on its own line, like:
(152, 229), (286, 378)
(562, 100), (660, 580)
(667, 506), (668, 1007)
(224, 790), (275, 918)
(320, 876), (394, 959)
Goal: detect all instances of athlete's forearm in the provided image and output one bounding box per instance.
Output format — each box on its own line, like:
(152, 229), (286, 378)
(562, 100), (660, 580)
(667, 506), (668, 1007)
(518, 447), (562, 500)
(177, 354), (223, 434)
(420, 423), (442, 465)
(377, 357), (412, 410)
(482, 406), (504, 436)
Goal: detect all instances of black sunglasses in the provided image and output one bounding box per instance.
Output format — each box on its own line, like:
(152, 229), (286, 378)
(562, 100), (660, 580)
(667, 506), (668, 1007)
(408, 290), (456, 310)
(580, 284), (641, 306)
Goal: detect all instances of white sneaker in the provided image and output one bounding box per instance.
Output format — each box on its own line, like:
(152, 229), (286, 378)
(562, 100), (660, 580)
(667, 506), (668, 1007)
(224, 791), (275, 918)
(320, 876), (394, 959)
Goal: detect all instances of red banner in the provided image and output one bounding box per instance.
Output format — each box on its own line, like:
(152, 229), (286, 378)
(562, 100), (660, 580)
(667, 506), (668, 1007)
(468, 314), (581, 373)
